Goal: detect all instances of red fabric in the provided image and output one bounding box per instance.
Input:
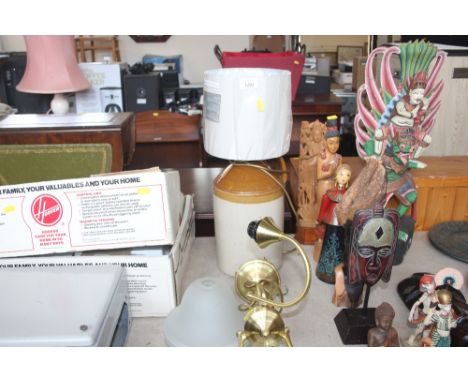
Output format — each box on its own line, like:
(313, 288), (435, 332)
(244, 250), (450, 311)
(318, 187), (346, 225)
(220, 51), (305, 100)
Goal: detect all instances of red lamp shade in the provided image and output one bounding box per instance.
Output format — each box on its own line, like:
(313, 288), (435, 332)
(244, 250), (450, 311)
(17, 35), (90, 94)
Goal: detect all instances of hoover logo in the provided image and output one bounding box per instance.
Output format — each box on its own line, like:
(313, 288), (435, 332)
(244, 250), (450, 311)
(31, 194), (63, 226)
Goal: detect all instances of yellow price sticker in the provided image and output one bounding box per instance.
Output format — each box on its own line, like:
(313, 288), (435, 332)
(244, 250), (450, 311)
(138, 187), (151, 195)
(3, 205), (16, 213)
(257, 99), (264, 112)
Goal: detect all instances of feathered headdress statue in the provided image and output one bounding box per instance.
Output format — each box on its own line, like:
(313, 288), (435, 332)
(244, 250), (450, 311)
(354, 40), (446, 159)
(337, 41), (446, 261)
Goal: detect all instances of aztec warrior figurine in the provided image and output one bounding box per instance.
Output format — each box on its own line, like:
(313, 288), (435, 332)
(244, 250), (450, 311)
(354, 41), (446, 256)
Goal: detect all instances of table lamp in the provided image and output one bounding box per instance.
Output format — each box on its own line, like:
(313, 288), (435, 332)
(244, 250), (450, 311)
(203, 68), (293, 276)
(16, 35), (90, 114)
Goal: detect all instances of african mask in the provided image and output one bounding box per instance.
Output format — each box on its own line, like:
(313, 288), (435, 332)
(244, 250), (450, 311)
(348, 206), (399, 286)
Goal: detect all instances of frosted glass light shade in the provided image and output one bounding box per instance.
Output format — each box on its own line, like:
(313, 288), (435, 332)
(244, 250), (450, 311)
(164, 277), (243, 347)
(203, 68), (292, 161)
(16, 35), (90, 94)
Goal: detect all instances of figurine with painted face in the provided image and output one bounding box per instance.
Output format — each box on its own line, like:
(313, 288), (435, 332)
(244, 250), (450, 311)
(347, 206), (399, 291)
(316, 115), (342, 222)
(378, 72), (431, 220)
(407, 274), (438, 345)
(316, 164), (351, 284)
(422, 289), (458, 347)
(368, 302), (400, 347)
(391, 72), (429, 132)
(354, 41), (446, 260)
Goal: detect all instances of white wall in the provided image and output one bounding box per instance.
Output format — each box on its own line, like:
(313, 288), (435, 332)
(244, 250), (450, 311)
(0, 35), (250, 84)
(0, 35), (26, 51)
(300, 35), (368, 52)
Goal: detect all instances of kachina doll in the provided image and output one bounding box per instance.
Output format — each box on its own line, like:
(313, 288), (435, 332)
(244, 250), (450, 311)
(316, 163), (351, 284)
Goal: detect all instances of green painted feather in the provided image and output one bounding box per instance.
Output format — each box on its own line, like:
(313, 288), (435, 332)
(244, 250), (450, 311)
(400, 41), (438, 88)
(382, 89), (393, 106)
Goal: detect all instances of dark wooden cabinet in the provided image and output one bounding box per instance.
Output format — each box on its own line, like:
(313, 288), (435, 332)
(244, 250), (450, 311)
(127, 110), (202, 169)
(0, 112), (135, 172)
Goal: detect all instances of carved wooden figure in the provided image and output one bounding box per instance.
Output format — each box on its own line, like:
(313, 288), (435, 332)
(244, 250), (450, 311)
(316, 164), (351, 284)
(333, 263), (361, 308)
(296, 120), (325, 244)
(354, 41), (446, 261)
(334, 207), (400, 345)
(367, 302), (400, 347)
(315, 116), (342, 239)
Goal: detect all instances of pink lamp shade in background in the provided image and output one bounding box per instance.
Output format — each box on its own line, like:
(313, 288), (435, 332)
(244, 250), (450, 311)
(16, 35), (90, 114)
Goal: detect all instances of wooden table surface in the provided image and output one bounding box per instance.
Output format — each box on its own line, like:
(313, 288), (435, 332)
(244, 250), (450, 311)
(179, 156), (468, 236)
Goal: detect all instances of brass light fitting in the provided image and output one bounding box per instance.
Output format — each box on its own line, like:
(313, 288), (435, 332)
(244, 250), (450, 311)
(235, 217), (312, 346)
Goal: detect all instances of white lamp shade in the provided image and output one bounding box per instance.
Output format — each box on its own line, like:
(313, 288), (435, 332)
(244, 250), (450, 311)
(164, 277), (243, 347)
(203, 68), (292, 161)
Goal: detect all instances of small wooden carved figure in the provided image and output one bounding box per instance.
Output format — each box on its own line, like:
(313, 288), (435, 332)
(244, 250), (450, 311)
(421, 289), (457, 347)
(316, 164), (351, 284)
(407, 274), (438, 345)
(316, 115), (342, 222)
(332, 263), (362, 308)
(296, 120), (325, 236)
(368, 302), (400, 347)
(299, 120), (325, 158)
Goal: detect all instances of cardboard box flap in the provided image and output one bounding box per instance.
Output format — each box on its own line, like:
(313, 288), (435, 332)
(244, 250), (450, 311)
(0, 169), (182, 258)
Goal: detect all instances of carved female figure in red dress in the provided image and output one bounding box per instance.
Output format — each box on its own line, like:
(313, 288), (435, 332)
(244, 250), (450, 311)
(316, 163), (351, 284)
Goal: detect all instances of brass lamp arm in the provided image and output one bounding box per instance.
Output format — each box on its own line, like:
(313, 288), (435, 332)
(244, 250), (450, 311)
(246, 235), (311, 308)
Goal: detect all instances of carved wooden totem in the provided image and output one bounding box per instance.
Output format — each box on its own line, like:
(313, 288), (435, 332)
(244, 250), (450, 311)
(295, 120), (325, 244)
